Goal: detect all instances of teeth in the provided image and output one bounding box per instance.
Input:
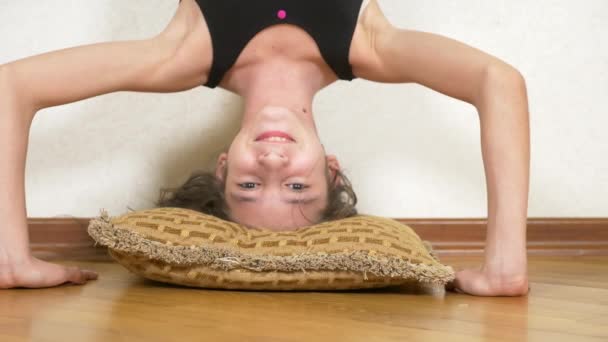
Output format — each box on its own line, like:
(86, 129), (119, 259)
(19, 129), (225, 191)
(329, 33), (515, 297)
(262, 136), (291, 142)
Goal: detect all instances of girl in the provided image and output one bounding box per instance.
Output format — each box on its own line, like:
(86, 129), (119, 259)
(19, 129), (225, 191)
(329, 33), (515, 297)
(0, 0), (530, 296)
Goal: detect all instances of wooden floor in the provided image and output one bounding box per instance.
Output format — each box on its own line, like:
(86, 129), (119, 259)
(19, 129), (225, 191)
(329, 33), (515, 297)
(1, 255), (607, 342)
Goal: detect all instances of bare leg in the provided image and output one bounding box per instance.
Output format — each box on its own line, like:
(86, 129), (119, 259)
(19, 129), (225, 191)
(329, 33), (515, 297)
(0, 0), (211, 288)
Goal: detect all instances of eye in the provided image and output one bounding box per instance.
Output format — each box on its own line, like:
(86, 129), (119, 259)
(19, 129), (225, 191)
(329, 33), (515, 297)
(238, 182), (259, 189)
(288, 183), (309, 191)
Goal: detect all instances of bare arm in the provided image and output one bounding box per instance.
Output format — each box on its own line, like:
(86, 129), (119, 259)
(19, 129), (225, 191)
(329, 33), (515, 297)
(359, 3), (530, 296)
(0, 0), (210, 288)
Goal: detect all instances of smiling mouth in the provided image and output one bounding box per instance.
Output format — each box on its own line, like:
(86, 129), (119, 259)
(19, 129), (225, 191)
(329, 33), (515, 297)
(255, 131), (296, 143)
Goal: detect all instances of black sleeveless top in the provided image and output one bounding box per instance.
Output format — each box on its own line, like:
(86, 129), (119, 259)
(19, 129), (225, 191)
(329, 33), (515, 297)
(183, 0), (365, 88)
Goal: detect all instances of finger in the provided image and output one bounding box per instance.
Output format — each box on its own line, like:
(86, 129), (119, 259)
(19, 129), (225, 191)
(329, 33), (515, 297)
(66, 266), (86, 285)
(83, 270), (99, 280)
(446, 281), (465, 294)
(449, 273), (466, 294)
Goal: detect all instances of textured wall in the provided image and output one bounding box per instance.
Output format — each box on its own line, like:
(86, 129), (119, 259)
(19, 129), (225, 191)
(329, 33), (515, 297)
(1, 0), (606, 218)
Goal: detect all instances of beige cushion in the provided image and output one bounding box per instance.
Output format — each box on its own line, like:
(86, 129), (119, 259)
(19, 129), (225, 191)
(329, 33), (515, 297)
(88, 207), (455, 290)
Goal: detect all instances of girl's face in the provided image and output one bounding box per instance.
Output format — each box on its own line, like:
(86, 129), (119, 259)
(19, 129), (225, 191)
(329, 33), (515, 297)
(215, 106), (339, 230)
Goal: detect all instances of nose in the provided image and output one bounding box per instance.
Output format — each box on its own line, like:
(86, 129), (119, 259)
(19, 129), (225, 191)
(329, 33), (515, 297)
(258, 151), (289, 169)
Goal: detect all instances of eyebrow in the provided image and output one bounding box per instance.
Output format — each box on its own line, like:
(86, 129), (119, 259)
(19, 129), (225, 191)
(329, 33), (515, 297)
(230, 192), (320, 205)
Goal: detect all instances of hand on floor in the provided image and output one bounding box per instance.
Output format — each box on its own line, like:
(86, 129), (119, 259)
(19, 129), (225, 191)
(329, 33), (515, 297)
(445, 265), (530, 297)
(0, 256), (98, 289)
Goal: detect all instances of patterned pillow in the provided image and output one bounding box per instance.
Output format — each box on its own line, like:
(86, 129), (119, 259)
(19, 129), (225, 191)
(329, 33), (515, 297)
(87, 207), (455, 291)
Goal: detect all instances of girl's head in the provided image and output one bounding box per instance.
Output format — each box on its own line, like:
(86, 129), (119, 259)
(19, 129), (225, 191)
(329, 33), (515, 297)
(156, 106), (358, 230)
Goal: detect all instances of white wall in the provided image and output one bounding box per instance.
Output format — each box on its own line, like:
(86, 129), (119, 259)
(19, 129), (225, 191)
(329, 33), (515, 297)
(1, 0), (606, 219)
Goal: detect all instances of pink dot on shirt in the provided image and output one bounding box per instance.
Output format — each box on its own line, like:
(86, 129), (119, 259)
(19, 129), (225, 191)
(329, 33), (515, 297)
(277, 9), (287, 20)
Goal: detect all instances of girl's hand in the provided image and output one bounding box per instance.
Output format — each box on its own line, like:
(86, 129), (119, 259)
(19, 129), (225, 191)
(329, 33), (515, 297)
(0, 256), (98, 289)
(445, 265), (530, 297)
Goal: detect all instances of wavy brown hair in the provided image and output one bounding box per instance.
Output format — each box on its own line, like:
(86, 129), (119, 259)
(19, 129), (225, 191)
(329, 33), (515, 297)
(155, 158), (358, 225)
